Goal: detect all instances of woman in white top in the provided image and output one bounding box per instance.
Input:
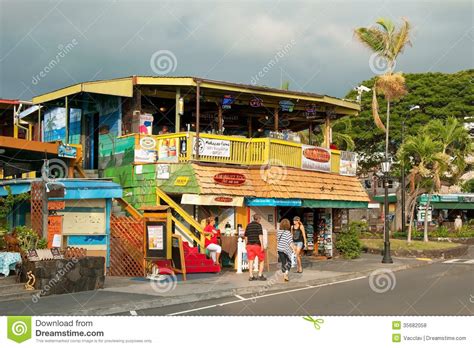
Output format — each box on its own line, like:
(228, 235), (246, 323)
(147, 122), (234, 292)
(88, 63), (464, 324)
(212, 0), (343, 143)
(277, 218), (295, 282)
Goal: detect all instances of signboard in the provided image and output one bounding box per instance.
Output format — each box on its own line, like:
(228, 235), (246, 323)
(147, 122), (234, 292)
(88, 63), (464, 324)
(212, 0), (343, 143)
(339, 151), (357, 176)
(145, 221), (167, 258)
(47, 215), (62, 248)
(249, 97), (263, 107)
(58, 144), (77, 159)
(222, 95), (234, 110)
(213, 173), (246, 186)
(134, 149), (156, 163)
(279, 100), (294, 112)
(139, 136), (157, 150)
(193, 138), (231, 158)
(181, 194), (244, 207)
(48, 200), (65, 211)
(157, 138), (179, 162)
(156, 164), (170, 179)
(174, 176), (189, 186)
(245, 198), (302, 207)
(171, 234), (186, 280)
(139, 113), (153, 134)
(301, 145), (331, 172)
(62, 211), (106, 235)
(147, 225), (164, 250)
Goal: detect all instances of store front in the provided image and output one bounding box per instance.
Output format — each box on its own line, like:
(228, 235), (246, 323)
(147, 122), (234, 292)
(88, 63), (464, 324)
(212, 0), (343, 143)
(418, 193), (474, 229)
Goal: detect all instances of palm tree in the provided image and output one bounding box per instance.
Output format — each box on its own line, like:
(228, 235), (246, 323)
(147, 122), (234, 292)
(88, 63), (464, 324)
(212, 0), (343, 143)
(301, 118), (355, 150)
(354, 18), (411, 158)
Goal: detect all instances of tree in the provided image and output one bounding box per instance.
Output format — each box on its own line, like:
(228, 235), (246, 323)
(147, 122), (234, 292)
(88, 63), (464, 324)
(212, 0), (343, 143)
(300, 117), (356, 150)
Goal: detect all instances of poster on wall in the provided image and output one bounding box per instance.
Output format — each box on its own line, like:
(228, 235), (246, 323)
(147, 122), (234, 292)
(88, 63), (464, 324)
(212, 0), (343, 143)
(301, 145), (331, 172)
(148, 225), (164, 250)
(192, 137), (231, 158)
(340, 151), (358, 176)
(156, 164), (170, 179)
(134, 149), (156, 163)
(157, 138), (179, 162)
(139, 113), (154, 135)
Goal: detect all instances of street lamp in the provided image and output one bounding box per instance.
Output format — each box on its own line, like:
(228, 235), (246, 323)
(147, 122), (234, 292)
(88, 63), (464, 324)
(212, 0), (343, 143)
(381, 158), (393, 264)
(401, 105), (420, 234)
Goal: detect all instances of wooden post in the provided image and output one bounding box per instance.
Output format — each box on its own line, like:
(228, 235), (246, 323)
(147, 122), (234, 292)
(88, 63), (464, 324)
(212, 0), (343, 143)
(274, 108), (279, 131)
(65, 96), (69, 143)
(248, 115), (252, 137)
(324, 115), (331, 148)
(175, 88), (181, 132)
(13, 105), (18, 138)
(37, 107), (41, 141)
(309, 122), (313, 145)
(217, 104), (223, 134)
(195, 80), (201, 159)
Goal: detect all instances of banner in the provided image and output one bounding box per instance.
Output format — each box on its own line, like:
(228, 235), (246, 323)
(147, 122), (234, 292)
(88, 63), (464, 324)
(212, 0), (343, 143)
(301, 145), (331, 172)
(192, 137), (231, 158)
(339, 151), (357, 176)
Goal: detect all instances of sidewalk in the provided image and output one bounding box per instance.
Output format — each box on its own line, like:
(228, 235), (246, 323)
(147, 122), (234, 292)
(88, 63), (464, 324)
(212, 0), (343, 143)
(0, 253), (434, 316)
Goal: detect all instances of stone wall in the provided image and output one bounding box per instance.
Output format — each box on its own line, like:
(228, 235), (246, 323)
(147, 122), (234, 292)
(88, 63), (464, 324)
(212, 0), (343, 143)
(22, 257), (105, 296)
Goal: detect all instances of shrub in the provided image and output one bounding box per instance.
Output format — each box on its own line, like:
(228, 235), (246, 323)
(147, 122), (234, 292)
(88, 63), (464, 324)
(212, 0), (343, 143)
(14, 226), (41, 251)
(335, 222), (362, 259)
(431, 226), (450, 238)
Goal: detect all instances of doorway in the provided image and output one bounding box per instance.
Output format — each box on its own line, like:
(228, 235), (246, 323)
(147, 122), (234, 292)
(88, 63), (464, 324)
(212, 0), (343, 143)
(84, 112), (99, 169)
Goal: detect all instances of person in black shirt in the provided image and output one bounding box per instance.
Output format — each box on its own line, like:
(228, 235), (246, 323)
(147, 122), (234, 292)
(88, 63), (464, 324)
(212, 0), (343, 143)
(244, 214), (266, 281)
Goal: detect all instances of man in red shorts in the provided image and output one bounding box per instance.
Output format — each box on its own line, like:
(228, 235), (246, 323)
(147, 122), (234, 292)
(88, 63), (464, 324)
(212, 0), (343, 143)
(244, 214), (266, 281)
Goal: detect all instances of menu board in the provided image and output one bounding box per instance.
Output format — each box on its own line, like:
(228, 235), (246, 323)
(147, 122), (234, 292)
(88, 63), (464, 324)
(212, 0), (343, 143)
(145, 222), (167, 258)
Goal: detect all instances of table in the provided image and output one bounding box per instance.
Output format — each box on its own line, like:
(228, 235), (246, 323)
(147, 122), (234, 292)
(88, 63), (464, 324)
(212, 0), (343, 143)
(0, 252), (21, 277)
(220, 236), (238, 258)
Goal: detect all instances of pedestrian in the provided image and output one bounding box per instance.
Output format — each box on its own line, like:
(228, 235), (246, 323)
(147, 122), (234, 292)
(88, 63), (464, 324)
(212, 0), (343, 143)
(277, 219), (295, 282)
(291, 216), (307, 273)
(244, 214), (266, 281)
(159, 125), (169, 134)
(204, 216), (221, 265)
(454, 215), (463, 231)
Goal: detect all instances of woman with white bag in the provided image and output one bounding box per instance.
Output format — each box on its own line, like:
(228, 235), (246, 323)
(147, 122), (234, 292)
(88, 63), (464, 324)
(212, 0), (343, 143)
(277, 219), (296, 282)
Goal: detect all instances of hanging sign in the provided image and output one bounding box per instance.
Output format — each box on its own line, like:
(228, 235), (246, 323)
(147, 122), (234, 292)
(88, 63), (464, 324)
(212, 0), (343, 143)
(305, 104), (318, 118)
(193, 138), (231, 158)
(222, 95), (234, 110)
(214, 173), (246, 186)
(279, 100), (295, 112)
(301, 145), (331, 172)
(48, 200), (65, 211)
(58, 144), (77, 158)
(249, 97), (263, 107)
(339, 151), (358, 176)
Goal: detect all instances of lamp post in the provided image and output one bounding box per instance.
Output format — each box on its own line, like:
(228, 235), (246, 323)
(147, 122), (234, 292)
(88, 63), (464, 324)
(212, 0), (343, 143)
(401, 105), (420, 234)
(381, 159), (393, 264)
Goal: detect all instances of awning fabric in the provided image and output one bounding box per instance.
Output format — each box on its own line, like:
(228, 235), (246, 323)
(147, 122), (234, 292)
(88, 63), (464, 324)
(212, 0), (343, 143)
(373, 195), (397, 203)
(182, 194), (244, 207)
(431, 202), (474, 210)
(302, 200), (368, 209)
(0, 183), (31, 196)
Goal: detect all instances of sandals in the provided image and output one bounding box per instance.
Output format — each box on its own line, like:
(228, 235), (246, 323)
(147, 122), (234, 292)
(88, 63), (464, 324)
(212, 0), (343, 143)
(249, 276), (256, 281)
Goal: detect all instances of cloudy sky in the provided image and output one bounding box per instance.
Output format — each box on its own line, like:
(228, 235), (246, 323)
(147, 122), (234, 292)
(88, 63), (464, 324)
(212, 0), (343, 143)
(0, 0), (472, 100)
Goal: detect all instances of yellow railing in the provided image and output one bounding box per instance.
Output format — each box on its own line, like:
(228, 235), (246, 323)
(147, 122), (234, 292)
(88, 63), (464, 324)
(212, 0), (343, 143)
(130, 132), (348, 174)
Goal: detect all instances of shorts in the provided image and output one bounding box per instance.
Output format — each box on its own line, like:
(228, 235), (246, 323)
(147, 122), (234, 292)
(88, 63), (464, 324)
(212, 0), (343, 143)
(294, 241), (304, 250)
(246, 244), (265, 261)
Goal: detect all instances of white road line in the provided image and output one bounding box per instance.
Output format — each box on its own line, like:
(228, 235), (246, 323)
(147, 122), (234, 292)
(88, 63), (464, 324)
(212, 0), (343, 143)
(464, 260), (474, 264)
(234, 294), (246, 300)
(167, 275), (367, 316)
(130, 310), (137, 316)
(443, 259), (461, 263)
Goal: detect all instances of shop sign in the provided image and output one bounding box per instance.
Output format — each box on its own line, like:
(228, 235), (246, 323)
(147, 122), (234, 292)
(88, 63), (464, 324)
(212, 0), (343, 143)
(279, 100), (295, 112)
(134, 149), (156, 163)
(193, 137), (231, 158)
(304, 104), (318, 118)
(462, 196), (474, 203)
(58, 144), (77, 158)
(245, 198), (302, 207)
(440, 195), (459, 202)
(139, 136), (157, 150)
(47, 215), (62, 249)
(222, 95), (234, 110)
(48, 200), (65, 211)
(339, 151), (357, 176)
(301, 145), (331, 172)
(181, 194), (244, 207)
(214, 173), (246, 186)
(174, 176), (189, 186)
(249, 97), (263, 107)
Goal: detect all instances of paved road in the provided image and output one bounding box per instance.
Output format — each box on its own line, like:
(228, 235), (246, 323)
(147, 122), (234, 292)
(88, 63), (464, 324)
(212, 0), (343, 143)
(123, 256), (474, 316)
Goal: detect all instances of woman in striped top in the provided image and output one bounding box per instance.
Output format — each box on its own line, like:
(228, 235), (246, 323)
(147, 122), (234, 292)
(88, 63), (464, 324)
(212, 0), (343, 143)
(277, 219), (296, 282)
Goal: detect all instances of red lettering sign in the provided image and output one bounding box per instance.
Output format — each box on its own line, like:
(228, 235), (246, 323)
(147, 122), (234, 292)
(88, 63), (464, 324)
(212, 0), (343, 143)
(213, 173), (246, 186)
(214, 196), (233, 203)
(303, 148), (330, 163)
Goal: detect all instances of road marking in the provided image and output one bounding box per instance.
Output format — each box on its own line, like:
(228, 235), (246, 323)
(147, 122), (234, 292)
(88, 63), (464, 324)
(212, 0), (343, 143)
(416, 258), (432, 261)
(130, 310), (137, 316)
(234, 294), (246, 300)
(443, 259), (474, 264)
(167, 276), (367, 316)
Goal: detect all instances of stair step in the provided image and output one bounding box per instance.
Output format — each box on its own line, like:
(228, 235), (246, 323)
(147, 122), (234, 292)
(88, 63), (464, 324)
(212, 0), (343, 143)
(185, 265), (220, 273)
(0, 290), (41, 303)
(184, 259), (216, 267)
(0, 283), (27, 295)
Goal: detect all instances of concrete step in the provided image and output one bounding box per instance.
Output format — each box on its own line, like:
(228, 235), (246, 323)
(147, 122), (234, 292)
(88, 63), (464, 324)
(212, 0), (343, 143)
(0, 290), (41, 303)
(0, 277), (41, 303)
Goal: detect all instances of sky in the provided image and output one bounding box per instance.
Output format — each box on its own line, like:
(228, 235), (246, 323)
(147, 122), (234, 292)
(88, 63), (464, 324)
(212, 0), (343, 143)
(0, 0), (472, 100)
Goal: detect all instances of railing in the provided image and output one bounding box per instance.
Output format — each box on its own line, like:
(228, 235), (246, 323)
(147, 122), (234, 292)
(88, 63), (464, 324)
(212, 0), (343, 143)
(127, 132), (350, 174)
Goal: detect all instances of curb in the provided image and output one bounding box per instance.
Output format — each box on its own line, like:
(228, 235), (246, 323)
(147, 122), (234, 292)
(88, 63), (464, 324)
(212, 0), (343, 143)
(69, 259), (434, 316)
